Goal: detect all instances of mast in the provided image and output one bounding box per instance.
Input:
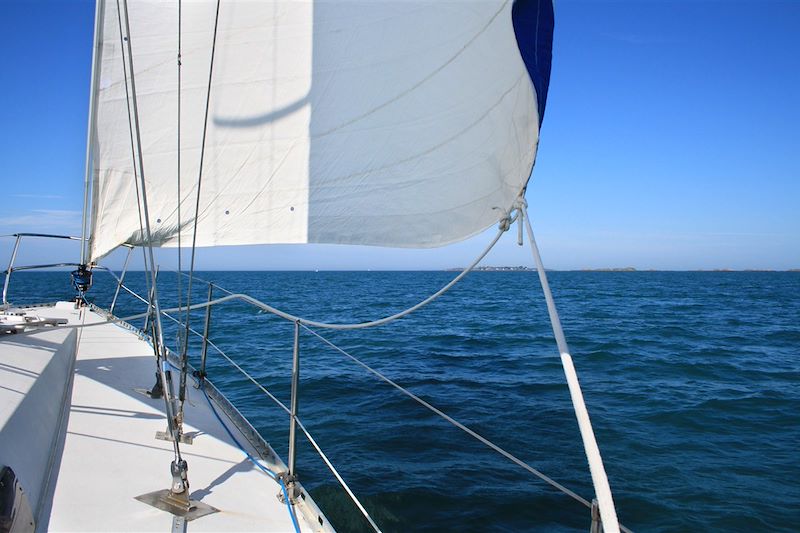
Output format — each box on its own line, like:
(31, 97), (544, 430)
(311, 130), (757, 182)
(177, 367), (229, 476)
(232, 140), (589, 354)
(80, 0), (105, 266)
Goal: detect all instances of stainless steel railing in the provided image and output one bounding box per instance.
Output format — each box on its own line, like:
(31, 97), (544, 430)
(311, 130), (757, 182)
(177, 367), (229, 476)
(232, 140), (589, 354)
(153, 274), (630, 533)
(149, 275), (381, 530)
(1, 233), (85, 306)
(156, 273), (633, 533)
(1, 233), (629, 533)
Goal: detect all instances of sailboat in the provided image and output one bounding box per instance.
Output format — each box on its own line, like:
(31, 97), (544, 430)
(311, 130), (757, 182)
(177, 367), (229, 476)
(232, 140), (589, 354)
(1, 0), (628, 531)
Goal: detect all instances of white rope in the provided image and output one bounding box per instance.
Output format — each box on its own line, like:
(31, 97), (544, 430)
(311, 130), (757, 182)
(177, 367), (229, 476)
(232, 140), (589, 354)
(20, 211), (502, 335)
(42, 216), (509, 335)
(158, 219), (510, 330)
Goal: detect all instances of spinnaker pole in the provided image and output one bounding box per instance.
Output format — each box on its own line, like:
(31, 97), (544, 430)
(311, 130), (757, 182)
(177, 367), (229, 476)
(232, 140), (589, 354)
(521, 204), (621, 533)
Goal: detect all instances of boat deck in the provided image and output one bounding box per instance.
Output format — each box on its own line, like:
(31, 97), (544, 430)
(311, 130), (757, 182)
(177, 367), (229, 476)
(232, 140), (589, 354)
(0, 302), (329, 532)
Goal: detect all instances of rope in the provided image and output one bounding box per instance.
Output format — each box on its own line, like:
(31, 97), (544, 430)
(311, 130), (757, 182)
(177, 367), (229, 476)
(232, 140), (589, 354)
(25, 208), (632, 531)
(198, 385), (301, 533)
(199, 385), (278, 481)
(191, 345), (371, 531)
(87, 207), (629, 531)
(38, 218), (509, 337)
(278, 479), (302, 533)
(165, 310), (379, 531)
(162, 218), (510, 330)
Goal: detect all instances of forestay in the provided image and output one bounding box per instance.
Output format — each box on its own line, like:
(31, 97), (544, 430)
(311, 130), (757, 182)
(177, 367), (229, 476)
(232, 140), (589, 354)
(88, 0), (553, 261)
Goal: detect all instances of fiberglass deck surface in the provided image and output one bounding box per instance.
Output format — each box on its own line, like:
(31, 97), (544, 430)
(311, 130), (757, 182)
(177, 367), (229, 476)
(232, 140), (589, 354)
(12, 304), (321, 532)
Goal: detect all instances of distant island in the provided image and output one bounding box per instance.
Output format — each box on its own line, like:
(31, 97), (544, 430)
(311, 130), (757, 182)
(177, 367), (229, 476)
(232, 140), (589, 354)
(445, 265), (533, 272)
(446, 266), (638, 272)
(578, 267), (637, 272)
(445, 266), (800, 272)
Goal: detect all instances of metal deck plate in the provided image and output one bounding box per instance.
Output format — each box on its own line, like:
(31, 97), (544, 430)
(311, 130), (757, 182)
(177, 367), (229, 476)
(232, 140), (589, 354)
(135, 489), (218, 521)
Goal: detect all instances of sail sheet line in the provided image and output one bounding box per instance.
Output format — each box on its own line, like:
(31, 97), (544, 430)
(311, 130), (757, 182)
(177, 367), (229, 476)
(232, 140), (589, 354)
(146, 216), (513, 331)
(46, 212), (514, 337)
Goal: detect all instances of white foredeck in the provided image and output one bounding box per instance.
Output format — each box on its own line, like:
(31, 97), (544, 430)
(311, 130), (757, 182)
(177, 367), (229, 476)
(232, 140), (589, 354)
(1, 303), (330, 532)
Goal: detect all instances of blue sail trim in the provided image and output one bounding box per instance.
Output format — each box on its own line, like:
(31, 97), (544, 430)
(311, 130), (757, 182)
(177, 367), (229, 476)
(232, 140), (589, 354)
(512, 0), (554, 126)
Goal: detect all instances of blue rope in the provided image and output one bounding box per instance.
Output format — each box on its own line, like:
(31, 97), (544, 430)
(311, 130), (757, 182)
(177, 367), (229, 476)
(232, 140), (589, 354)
(279, 477), (302, 533)
(199, 383), (301, 533)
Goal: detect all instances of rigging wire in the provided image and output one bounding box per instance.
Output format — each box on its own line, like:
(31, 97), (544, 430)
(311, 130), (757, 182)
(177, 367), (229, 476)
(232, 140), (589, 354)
(118, 0), (183, 465)
(179, 0), (222, 416)
(150, 282), (594, 533)
(197, 385), (301, 533)
(14, 217), (630, 530)
(41, 292), (625, 532)
(36, 2), (619, 526)
(300, 324), (593, 509)
(176, 0), (183, 355)
(52, 214), (515, 334)
(113, 0), (154, 344)
(188, 331), (378, 531)
(163, 218), (511, 331)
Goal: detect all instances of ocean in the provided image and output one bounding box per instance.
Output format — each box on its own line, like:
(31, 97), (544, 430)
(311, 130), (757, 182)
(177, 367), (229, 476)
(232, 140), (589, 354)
(7, 270), (800, 532)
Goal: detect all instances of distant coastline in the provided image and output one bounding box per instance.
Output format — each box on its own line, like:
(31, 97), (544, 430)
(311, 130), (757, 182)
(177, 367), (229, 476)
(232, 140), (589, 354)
(445, 266), (534, 272)
(9, 267), (800, 273)
(446, 266), (800, 272)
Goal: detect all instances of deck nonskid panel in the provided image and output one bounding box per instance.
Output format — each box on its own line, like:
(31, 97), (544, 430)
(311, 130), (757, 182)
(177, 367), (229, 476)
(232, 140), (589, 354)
(1, 302), (331, 532)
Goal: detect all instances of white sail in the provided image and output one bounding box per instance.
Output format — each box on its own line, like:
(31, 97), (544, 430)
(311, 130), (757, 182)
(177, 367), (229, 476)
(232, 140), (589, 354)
(89, 0), (551, 261)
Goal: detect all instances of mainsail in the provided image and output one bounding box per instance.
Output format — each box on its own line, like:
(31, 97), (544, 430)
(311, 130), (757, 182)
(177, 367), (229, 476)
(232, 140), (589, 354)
(88, 0), (554, 261)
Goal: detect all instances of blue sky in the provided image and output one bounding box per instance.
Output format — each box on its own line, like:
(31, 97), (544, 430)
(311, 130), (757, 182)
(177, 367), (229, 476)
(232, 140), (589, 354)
(1, 0), (798, 271)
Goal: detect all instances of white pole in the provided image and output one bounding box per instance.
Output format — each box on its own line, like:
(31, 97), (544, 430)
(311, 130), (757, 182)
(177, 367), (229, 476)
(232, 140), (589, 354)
(80, 0), (105, 265)
(522, 206), (620, 533)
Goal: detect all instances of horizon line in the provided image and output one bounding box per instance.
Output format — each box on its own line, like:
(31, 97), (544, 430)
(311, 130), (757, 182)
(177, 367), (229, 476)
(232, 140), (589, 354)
(11, 268), (800, 273)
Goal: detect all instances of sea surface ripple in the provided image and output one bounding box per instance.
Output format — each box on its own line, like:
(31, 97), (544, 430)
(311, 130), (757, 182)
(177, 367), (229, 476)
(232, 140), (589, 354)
(10, 271), (800, 532)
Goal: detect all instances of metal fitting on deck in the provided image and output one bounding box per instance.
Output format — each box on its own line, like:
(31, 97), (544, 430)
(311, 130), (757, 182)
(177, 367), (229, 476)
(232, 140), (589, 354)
(276, 471), (299, 504)
(170, 459), (189, 495)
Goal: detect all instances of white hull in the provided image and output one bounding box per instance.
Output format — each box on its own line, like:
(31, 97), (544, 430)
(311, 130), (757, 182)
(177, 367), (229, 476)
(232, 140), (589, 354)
(0, 302), (332, 532)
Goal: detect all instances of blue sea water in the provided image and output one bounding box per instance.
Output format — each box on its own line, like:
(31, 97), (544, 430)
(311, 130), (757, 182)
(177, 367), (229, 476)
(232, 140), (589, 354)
(7, 270), (800, 532)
